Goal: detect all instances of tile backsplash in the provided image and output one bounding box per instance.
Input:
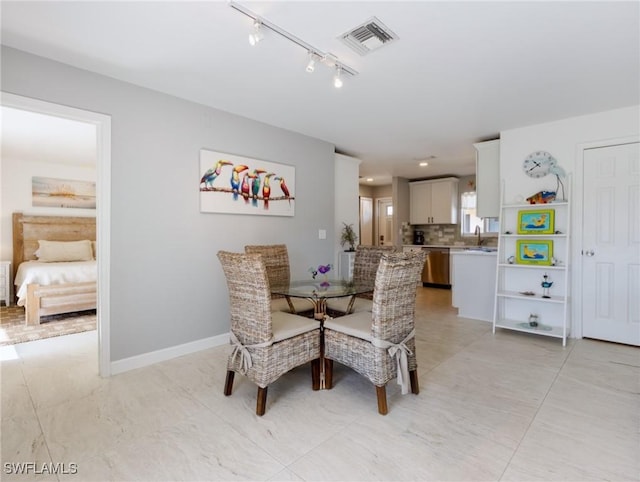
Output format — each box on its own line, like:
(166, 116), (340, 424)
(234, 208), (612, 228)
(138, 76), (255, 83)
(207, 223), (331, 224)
(407, 224), (498, 247)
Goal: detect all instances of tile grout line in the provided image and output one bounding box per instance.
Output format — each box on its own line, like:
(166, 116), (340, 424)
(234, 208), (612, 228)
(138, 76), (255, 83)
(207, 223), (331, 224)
(496, 339), (579, 481)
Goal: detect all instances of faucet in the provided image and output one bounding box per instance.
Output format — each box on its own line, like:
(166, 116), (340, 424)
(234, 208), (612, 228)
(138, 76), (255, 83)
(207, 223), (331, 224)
(474, 225), (483, 246)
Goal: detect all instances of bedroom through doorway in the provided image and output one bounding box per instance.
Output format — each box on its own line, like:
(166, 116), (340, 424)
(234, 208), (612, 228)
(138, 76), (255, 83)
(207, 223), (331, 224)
(0, 93), (111, 376)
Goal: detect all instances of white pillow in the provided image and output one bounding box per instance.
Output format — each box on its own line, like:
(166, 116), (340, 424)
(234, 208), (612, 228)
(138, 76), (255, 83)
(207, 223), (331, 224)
(35, 240), (93, 262)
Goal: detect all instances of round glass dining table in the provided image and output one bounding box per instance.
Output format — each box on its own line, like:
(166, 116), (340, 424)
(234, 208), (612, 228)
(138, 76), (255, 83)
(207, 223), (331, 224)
(271, 279), (374, 321)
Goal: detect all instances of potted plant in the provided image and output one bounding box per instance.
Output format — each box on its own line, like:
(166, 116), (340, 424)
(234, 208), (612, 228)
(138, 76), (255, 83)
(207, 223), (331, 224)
(340, 222), (358, 251)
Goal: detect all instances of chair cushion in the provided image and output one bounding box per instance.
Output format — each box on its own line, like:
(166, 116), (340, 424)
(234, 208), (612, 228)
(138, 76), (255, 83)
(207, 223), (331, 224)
(270, 297), (315, 314)
(271, 311), (319, 342)
(326, 296), (372, 314)
(324, 311), (372, 342)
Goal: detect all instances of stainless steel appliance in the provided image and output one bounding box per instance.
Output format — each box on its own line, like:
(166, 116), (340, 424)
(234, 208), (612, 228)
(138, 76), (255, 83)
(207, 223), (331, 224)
(422, 247), (450, 288)
(413, 230), (424, 245)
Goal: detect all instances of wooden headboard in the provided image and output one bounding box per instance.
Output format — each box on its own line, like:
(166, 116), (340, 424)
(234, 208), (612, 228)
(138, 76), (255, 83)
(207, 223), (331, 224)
(12, 213), (96, 279)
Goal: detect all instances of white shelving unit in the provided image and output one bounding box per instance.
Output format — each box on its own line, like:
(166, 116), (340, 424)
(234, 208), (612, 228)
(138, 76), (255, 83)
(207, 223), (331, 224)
(493, 186), (571, 346)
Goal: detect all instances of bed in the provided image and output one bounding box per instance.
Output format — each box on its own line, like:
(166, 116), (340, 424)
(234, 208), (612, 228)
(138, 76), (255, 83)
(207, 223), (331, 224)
(12, 212), (97, 325)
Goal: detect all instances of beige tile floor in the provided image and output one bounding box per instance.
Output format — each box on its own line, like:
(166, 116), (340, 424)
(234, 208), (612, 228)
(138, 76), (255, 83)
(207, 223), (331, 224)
(1, 288), (638, 481)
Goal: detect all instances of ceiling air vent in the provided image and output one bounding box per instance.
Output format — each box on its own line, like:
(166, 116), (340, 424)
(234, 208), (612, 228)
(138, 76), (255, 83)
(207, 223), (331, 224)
(339, 17), (398, 56)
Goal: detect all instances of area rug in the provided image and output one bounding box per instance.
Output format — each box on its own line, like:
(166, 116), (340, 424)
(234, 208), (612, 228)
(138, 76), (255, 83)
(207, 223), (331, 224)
(0, 305), (96, 346)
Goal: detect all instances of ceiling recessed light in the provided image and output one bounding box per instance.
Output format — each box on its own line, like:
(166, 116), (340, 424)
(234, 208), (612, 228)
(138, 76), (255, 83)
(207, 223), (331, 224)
(419, 162), (429, 167)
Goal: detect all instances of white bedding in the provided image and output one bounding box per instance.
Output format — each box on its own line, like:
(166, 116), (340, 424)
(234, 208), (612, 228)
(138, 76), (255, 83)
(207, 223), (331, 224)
(14, 260), (97, 306)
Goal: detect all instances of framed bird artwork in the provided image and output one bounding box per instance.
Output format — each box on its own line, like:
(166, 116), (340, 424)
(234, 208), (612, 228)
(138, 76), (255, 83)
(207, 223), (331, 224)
(199, 149), (295, 216)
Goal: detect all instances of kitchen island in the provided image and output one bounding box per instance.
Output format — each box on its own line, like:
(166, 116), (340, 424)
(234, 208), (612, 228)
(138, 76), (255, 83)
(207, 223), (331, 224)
(451, 249), (497, 322)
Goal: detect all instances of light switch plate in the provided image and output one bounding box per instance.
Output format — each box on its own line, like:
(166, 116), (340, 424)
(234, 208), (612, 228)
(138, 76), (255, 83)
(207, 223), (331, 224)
(318, 229), (326, 239)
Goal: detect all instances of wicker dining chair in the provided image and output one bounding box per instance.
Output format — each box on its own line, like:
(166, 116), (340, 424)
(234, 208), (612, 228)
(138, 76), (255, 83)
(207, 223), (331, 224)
(323, 251), (426, 415)
(327, 245), (396, 314)
(245, 244), (314, 314)
(218, 251), (321, 416)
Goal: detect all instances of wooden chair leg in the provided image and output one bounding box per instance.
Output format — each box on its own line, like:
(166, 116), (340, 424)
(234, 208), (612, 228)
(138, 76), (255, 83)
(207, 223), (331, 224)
(376, 385), (388, 415)
(324, 359), (333, 389)
(410, 369), (420, 394)
(224, 370), (235, 396)
(311, 359), (321, 391)
(256, 386), (268, 416)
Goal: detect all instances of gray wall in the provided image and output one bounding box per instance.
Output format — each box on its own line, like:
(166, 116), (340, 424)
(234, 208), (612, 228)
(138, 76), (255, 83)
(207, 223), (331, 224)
(1, 47), (336, 361)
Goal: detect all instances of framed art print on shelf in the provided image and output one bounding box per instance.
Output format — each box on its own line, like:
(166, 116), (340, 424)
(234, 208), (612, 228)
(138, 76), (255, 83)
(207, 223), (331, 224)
(199, 149), (295, 217)
(517, 209), (555, 234)
(515, 239), (553, 265)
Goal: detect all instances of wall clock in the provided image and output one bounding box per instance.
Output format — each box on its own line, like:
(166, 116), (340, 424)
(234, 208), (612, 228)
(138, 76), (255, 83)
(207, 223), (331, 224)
(522, 151), (556, 178)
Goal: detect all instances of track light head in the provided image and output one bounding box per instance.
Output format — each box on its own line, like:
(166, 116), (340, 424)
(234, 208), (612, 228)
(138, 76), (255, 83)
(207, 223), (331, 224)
(305, 52), (317, 73)
(248, 21), (263, 46)
(333, 67), (343, 88)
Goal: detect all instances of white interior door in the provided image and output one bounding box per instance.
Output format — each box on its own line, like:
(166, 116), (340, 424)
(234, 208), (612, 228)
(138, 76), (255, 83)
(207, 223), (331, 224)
(376, 198), (393, 246)
(359, 196), (373, 246)
(582, 142), (639, 345)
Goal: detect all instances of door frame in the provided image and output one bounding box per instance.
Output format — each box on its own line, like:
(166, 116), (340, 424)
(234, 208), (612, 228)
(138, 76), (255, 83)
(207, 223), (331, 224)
(573, 135), (639, 339)
(2, 92), (112, 376)
(375, 197), (393, 246)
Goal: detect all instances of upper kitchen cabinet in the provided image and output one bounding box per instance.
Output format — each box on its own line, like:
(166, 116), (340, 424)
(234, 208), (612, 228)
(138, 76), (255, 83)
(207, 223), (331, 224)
(474, 139), (500, 218)
(409, 177), (459, 224)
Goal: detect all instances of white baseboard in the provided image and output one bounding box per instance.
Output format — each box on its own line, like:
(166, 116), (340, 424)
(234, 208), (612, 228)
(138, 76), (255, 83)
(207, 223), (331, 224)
(110, 332), (229, 375)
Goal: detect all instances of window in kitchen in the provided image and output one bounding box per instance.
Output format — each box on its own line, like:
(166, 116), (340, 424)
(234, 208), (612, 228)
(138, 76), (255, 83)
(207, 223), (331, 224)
(460, 192), (499, 235)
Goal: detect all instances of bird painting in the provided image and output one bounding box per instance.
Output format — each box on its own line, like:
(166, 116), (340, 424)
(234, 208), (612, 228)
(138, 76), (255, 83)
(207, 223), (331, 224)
(240, 172), (252, 203)
(200, 160), (233, 189)
(230, 165), (249, 200)
(199, 149), (295, 216)
(251, 169), (267, 207)
(274, 176), (291, 205)
(262, 173), (275, 209)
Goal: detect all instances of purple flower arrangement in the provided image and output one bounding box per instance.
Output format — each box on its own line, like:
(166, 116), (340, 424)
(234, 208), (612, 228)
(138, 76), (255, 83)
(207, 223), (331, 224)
(309, 264), (332, 280)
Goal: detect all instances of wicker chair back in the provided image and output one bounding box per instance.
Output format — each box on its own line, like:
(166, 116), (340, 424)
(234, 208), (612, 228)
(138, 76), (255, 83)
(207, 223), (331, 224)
(217, 251), (273, 346)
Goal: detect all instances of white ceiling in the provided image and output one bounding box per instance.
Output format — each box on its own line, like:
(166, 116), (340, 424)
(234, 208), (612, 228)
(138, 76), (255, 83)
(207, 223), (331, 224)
(1, 1), (638, 185)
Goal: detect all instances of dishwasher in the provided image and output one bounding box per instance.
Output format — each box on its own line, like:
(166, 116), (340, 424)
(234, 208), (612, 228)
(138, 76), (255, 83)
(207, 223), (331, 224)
(422, 248), (450, 288)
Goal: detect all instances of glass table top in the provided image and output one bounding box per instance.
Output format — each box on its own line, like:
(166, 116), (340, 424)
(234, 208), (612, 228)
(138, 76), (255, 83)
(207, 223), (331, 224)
(271, 279), (373, 300)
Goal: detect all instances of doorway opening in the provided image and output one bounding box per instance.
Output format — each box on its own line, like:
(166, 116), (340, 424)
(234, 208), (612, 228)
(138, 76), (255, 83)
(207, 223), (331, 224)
(1, 92), (111, 375)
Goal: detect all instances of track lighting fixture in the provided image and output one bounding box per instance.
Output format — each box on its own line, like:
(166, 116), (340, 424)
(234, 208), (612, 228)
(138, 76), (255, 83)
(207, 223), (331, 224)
(333, 67), (343, 89)
(305, 52), (317, 73)
(230, 1), (358, 88)
(248, 20), (263, 46)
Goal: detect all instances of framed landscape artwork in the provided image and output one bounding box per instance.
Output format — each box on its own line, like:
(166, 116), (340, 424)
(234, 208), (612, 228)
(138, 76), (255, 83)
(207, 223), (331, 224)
(199, 149), (295, 216)
(516, 239), (553, 265)
(517, 209), (555, 235)
(32, 177), (96, 209)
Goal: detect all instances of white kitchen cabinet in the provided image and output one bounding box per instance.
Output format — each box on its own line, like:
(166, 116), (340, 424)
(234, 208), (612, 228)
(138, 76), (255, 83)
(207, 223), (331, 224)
(409, 178), (459, 224)
(493, 184), (571, 346)
(473, 139), (500, 218)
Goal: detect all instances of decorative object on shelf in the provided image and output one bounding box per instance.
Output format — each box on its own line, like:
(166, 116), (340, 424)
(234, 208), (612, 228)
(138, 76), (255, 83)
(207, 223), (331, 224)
(516, 239), (553, 265)
(541, 273), (553, 298)
(523, 151), (556, 178)
(526, 190), (556, 204)
(517, 209), (555, 235)
(340, 222), (358, 251)
(309, 264), (332, 280)
(549, 162), (567, 201)
(507, 255), (515, 264)
(528, 313), (539, 327)
(519, 291), (535, 296)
